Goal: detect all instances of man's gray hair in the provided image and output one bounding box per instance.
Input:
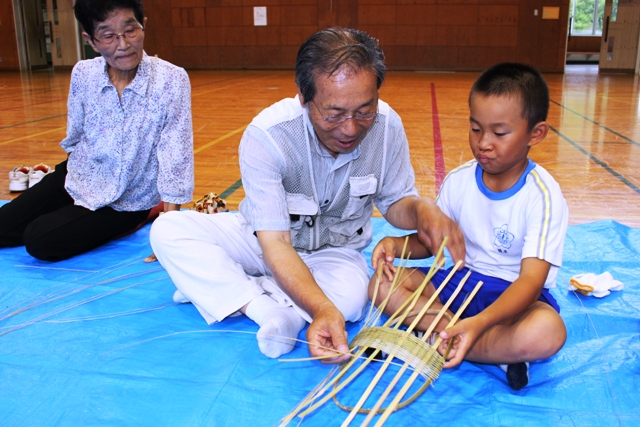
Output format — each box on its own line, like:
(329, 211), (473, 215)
(295, 27), (386, 104)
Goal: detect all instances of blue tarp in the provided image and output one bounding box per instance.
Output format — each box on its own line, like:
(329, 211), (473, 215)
(1, 211), (638, 426)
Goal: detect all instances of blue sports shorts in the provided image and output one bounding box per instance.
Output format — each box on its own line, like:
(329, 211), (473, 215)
(417, 266), (560, 319)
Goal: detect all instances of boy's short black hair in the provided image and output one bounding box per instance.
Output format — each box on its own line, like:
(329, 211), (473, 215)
(470, 62), (549, 131)
(74, 0), (144, 38)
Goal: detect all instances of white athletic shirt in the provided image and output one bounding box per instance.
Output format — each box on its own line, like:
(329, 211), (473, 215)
(436, 159), (568, 289)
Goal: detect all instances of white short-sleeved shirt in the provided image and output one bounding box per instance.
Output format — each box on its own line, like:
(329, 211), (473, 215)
(436, 159), (568, 288)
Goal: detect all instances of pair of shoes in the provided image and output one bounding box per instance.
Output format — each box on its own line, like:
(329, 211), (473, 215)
(8, 164), (52, 191)
(499, 362), (529, 390)
(9, 166), (31, 191)
(29, 163), (52, 187)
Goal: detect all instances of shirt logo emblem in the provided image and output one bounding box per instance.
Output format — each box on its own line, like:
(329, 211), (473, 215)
(494, 224), (514, 253)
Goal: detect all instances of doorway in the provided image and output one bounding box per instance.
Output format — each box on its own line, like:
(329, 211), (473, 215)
(598, 0), (640, 73)
(18, 0), (50, 69)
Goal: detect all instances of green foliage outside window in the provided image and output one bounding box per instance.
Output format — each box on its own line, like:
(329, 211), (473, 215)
(571, 0), (605, 35)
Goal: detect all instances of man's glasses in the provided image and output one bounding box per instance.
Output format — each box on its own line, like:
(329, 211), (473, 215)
(311, 101), (377, 124)
(93, 26), (144, 46)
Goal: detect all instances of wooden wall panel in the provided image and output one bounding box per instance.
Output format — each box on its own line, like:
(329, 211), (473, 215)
(396, 6), (438, 26)
(1, 0), (571, 71)
(215, 46), (245, 67)
(0, 0), (20, 69)
(206, 6), (243, 26)
(145, 0), (174, 62)
(437, 5), (479, 26)
(479, 5), (519, 25)
(281, 25), (317, 46)
(360, 25), (396, 45)
(281, 5), (316, 25)
(567, 36), (600, 53)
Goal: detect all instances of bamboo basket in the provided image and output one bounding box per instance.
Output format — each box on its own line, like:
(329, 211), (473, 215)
(280, 238), (483, 427)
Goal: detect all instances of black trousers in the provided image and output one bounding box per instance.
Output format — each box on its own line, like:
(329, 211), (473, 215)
(0, 160), (150, 261)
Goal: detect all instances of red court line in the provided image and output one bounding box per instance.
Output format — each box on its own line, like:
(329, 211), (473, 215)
(430, 83), (445, 193)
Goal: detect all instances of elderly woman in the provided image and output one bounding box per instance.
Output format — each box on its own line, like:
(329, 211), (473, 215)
(0, 0), (193, 261)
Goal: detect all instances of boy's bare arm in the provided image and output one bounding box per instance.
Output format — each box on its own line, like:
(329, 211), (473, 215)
(440, 257), (551, 368)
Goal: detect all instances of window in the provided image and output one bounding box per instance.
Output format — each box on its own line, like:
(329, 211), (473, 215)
(570, 0), (605, 36)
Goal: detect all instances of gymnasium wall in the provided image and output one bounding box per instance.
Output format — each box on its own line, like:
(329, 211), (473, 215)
(144, 0), (570, 72)
(0, 0), (21, 70)
(1, 0), (571, 72)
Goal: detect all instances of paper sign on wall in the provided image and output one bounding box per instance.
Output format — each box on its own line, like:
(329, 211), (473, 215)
(542, 7), (560, 20)
(254, 7), (267, 26)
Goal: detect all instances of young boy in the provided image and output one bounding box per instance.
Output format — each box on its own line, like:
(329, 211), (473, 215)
(369, 62), (569, 390)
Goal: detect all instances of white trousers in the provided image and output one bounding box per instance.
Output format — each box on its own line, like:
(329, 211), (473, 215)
(150, 211), (370, 324)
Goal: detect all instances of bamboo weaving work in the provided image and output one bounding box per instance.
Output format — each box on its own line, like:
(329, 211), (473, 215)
(280, 238), (483, 426)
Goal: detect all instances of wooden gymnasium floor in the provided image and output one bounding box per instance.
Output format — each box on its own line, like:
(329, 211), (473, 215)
(1, 64), (639, 227)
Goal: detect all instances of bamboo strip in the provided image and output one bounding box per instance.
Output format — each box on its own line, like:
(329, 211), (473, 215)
(339, 261), (463, 426)
(294, 245), (450, 420)
(357, 268), (472, 427)
(373, 280), (484, 427)
(280, 239), (476, 426)
(280, 244), (423, 424)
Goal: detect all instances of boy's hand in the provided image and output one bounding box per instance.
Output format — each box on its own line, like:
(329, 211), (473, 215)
(371, 237), (399, 281)
(438, 317), (482, 368)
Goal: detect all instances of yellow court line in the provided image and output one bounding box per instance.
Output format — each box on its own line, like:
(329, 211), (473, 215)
(0, 126), (66, 146)
(194, 125), (247, 154)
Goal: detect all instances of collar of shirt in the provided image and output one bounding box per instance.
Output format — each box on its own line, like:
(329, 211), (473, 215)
(96, 51), (151, 97)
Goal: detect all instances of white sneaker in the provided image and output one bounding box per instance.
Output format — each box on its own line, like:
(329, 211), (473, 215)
(9, 165), (31, 192)
(29, 163), (52, 187)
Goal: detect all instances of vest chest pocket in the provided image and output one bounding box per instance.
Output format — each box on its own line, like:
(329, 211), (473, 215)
(285, 192), (319, 230)
(342, 175), (378, 220)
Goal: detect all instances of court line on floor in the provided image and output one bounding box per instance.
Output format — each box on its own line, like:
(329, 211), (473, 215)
(220, 180), (243, 199)
(550, 99), (639, 147)
(193, 126), (246, 200)
(191, 72), (284, 98)
(194, 125), (246, 154)
(430, 83), (446, 193)
(550, 125), (640, 195)
(189, 71), (277, 89)
(0, 114), (66, 131)
(0, 126), (66, 146)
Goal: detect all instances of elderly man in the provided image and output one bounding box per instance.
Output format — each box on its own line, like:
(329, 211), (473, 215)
(150, 27), (464, 362)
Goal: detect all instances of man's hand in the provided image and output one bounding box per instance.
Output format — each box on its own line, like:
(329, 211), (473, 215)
(257, 231), (351, 363)
(306, 302), (351, 364)
(414, 199), (465, 266)
(384, 197), (465, 267)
